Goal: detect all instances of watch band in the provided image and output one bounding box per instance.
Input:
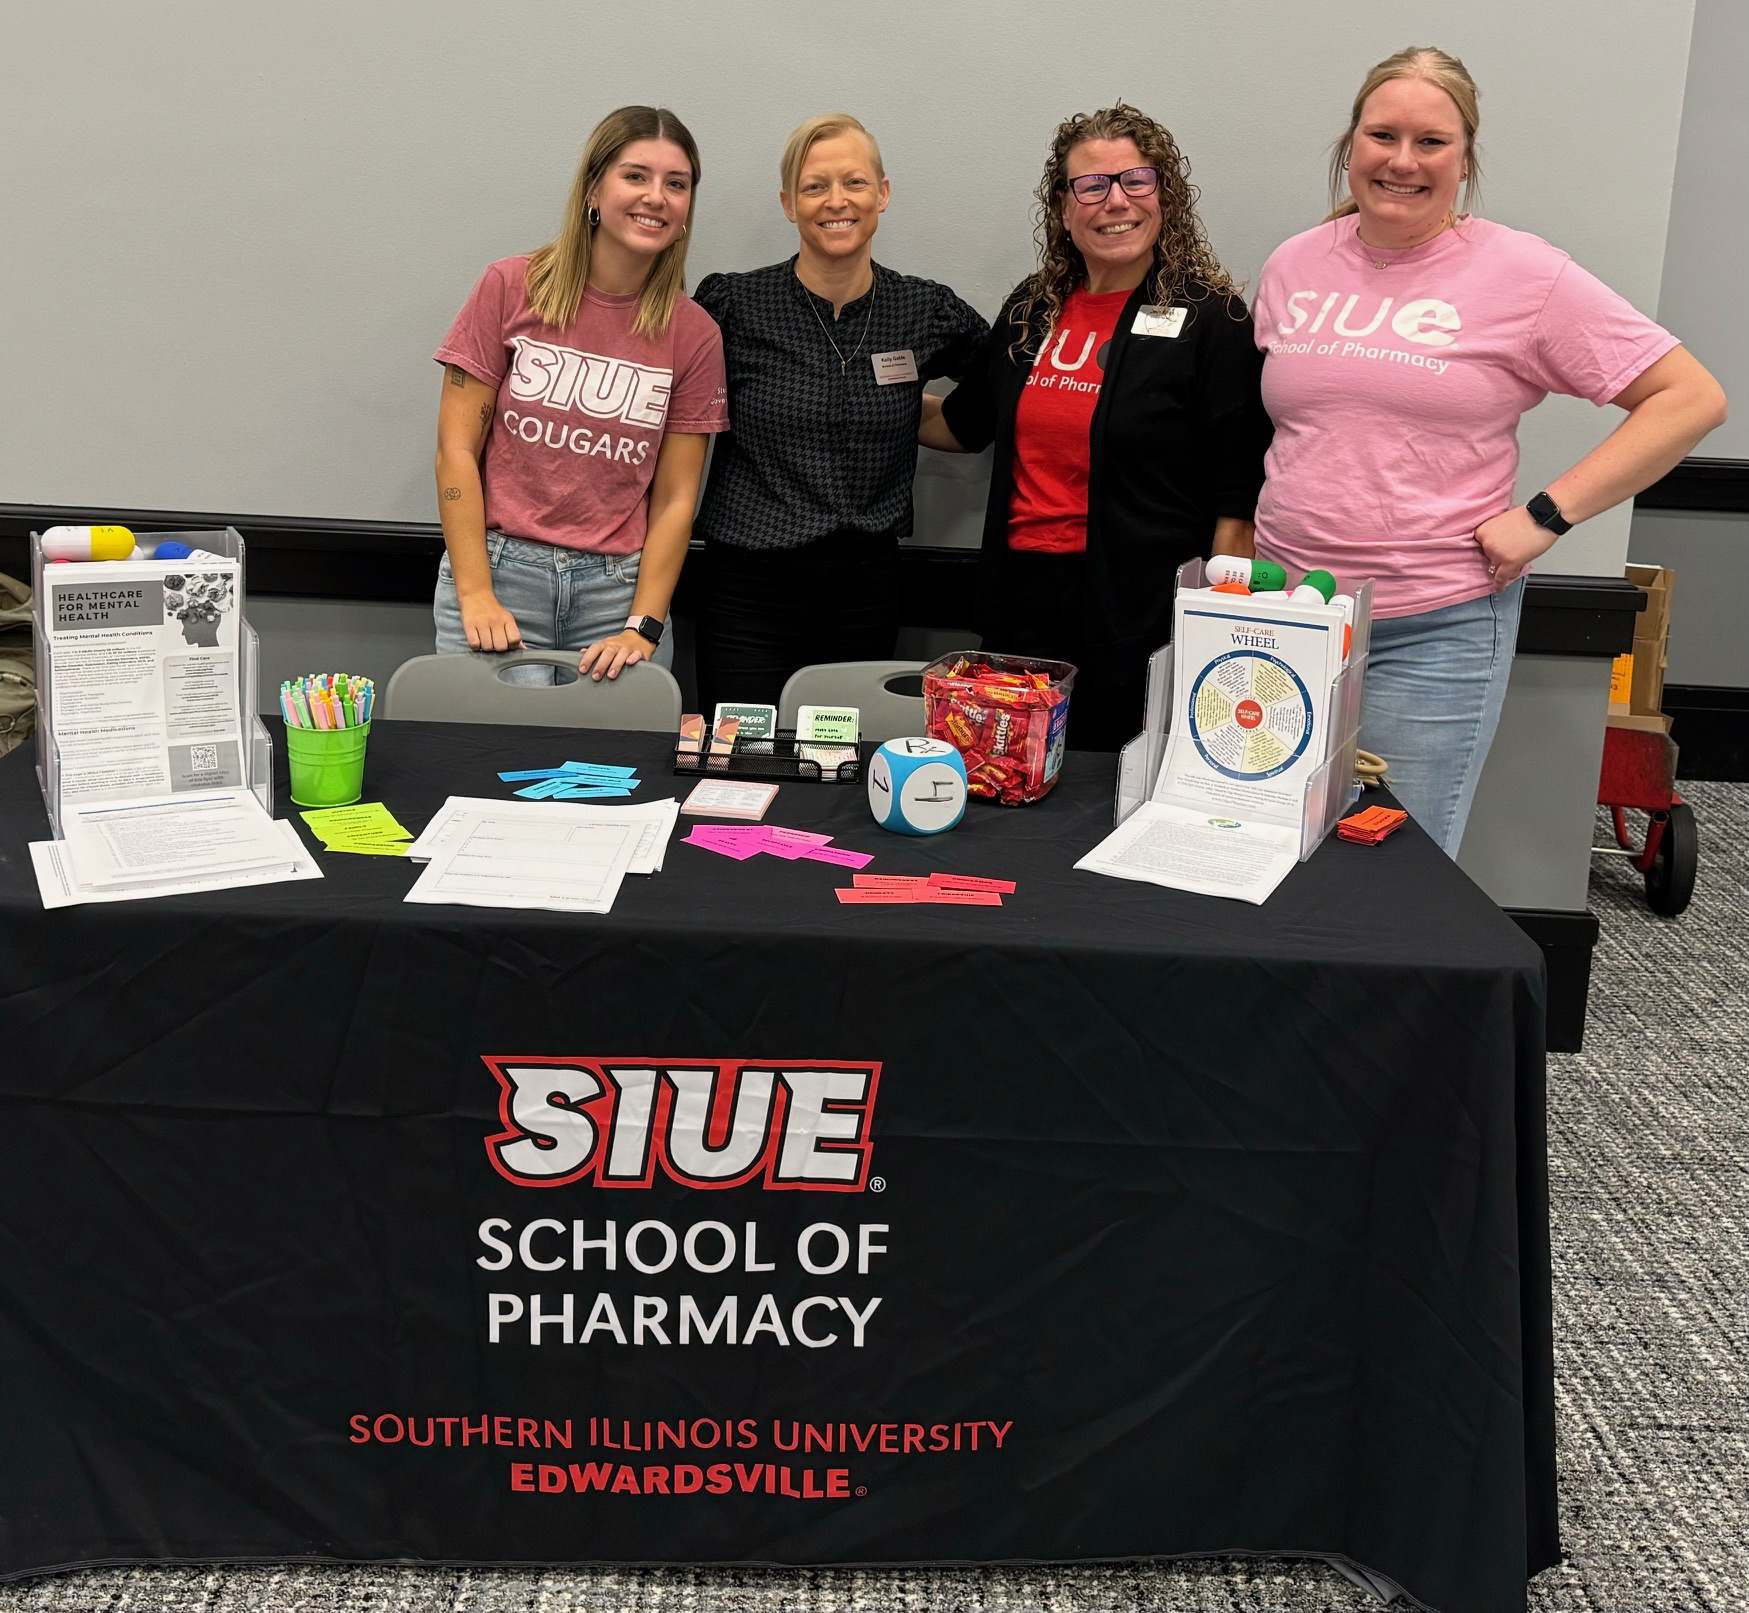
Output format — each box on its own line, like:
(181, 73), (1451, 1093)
(1527, 491), (1572, 536)
(625, 614), (664, 645)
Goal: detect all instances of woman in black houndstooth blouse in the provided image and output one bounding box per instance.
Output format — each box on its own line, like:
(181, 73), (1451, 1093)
(692, 113), (988, 712)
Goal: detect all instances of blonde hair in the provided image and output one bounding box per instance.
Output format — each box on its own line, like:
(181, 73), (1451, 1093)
(1008, 102), (1241, 356)
(780, 113), (885, 203)
(525, 105), (702, 339)
(1327, 47), (1482, 221)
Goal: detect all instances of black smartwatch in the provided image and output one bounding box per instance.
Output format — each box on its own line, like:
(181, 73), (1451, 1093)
(624, 614), (664, 646)
(1526, 491), (1572, 536)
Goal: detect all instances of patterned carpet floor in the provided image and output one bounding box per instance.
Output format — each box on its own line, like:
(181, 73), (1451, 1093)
(4, 785), (1743, 1613)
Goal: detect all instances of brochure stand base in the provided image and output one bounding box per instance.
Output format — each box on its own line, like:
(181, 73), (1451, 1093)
(673, 731), (863, 786)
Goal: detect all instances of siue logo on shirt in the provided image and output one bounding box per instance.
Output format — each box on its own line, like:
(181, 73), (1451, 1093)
(1025, 325), (1112, 395)
(1267, 290), (1460, 376)
(508, 336), (674, 426)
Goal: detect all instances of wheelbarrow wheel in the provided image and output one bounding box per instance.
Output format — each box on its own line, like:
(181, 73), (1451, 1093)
(1645, 801), (1698, 917)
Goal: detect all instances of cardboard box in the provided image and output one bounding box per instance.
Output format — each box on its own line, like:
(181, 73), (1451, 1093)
(1605, 710), (1673, 735)
(1612, 564), (1673, 717)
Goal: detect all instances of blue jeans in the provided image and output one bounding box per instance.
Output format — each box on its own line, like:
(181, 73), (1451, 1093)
(1359, 580), (1524, 858)
(433, 533), (674, 679)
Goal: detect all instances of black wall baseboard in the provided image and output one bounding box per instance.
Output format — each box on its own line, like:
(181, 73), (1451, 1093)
(1665, 685), (1749, 782)
(0, 504), (1664, 658)
(1636, 456), (1749, 515)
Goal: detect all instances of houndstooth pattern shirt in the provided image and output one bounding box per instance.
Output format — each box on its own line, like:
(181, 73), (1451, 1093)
(693, 259), (988, 551)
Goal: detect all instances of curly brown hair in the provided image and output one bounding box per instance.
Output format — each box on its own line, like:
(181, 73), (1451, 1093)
(1008, 102), (1240, 354)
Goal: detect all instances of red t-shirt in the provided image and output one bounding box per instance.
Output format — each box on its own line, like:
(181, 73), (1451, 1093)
(435, 257), (729, 554)
(1006, 286), (1131, 553)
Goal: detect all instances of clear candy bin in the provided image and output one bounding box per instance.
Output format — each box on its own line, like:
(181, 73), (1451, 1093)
(922, 652), (1078, 806)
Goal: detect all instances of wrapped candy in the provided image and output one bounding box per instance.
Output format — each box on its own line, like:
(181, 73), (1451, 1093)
(921, 653), (1077, 806)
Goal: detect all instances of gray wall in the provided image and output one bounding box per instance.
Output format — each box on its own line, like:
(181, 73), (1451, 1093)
(1622, 0), (1748, 690)
(0, 0), (1696, 587)
(1652, 0), (1748, 462)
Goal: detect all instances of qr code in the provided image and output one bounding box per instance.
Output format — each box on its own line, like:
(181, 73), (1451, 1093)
(188, 744), (219, 772)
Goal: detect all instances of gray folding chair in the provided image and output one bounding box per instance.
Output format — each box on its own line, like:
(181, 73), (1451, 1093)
(381, 651), (682, 732)
(778, 660), (927, 744)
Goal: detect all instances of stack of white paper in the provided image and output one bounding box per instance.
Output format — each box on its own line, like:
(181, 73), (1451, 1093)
(403, 797), (679, 913)
(31, 793), (322, 908)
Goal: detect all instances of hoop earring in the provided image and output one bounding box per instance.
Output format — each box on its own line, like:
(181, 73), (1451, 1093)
(587, 205), (601, 228)
(1342, 158), (1350, 170)
(679, 223), (688, 237)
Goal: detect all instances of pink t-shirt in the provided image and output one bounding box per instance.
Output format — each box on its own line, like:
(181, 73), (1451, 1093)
(1252, 217), (1677, 617)
(435, 257), (729, 553)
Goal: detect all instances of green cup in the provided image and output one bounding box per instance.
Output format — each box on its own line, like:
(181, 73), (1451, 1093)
(286, 720), (371, 807)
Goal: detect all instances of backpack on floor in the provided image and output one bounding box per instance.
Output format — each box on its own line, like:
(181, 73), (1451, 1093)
(0, 572), (36, 760)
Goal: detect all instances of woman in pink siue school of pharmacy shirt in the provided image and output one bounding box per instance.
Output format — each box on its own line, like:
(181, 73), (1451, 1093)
(1250, 46), (1726, 856)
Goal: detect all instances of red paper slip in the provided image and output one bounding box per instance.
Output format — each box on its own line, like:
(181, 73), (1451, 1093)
(836, 887), (1002, 906)
(927, 873), (1018, 894)
(853, 875), (930, 890)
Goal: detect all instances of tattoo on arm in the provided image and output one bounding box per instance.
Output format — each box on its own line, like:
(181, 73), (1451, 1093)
(479, 403), (492, 430)
(448, 365), (467, 388)
(442, 486), (462, 502)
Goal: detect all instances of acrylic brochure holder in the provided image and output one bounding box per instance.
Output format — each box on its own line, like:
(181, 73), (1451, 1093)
(1115, 557), (1374, 861)
(32, 526), (273, 838)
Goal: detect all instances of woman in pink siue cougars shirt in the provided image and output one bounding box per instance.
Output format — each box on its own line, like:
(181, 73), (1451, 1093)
(433, 106), (728, 682)
(1251, 47), (1726, 856)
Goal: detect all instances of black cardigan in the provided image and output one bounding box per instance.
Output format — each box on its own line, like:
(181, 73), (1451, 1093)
(939, 278), (1271, 689)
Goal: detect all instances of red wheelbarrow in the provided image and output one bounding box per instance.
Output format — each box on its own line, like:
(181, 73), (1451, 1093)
(1595, 722), (1697, 916)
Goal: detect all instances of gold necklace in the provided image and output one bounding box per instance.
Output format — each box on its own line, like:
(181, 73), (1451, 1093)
(805, 275), (877, 373)
(1364, 212), (1458, 269)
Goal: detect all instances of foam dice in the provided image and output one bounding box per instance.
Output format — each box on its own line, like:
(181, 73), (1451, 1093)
(867, 737), (968, 836)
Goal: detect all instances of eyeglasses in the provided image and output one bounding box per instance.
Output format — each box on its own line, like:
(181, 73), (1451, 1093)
(1066, 166), (1160, 205)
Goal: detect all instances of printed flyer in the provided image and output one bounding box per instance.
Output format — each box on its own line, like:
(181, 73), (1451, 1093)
(44, 559), (244, 804)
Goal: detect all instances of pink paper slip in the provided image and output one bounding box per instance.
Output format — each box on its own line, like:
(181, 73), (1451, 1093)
(803, 845), (875, 869)
(927, 873), (1018, 894)
(683, 828), (767, 862)
(758, 826), (835, 860)
(853, 874), (929, 890)
(836, 886), (1002, 906)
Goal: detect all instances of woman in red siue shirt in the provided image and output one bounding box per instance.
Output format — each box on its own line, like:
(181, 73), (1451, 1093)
(922, 103), (1272, 751)
(433, 106), (729, 682)
(1251, 47), (1726, 855)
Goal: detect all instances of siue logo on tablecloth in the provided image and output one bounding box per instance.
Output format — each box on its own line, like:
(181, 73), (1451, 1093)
(484, 1058), (880, 1192)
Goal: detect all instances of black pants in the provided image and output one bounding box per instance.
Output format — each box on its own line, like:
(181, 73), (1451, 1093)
(696, 533), (902, 714)
(991, 550), (1144, 753)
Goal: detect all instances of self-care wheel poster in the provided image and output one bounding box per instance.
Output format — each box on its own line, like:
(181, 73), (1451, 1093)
(1188, 651), (1314, 781)
(1154, 597), (1341, 821)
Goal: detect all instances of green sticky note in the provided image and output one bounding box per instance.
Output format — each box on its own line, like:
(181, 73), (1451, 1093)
(796, 704), (859, 745)
(301, 801), (413, 841)
(713, 702), (778, 740)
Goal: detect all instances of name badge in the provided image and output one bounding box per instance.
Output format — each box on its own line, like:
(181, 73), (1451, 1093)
(871, 349), (920, 385)
(1132, 305), (1188, 339)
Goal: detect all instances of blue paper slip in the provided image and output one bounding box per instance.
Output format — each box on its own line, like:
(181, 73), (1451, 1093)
(513, 778), (579, 799)
(551, 785), (637, 799)
(561, 761), (639, 779)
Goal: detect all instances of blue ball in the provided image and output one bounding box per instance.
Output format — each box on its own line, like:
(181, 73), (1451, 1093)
(867, 738), (968, 835)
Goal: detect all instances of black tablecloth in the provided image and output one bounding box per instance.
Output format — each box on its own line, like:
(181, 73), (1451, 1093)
(0, 722), (1556, 1613)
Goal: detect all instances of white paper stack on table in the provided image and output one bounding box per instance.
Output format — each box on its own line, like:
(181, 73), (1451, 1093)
(30, 552), (321, 907)
(32, 792), (321, 908)
(403, 796), (679, 913)
(1077, 584), (1348, 905)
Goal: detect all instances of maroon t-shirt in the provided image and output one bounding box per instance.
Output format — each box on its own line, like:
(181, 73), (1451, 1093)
(436, 257), (729, 554)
